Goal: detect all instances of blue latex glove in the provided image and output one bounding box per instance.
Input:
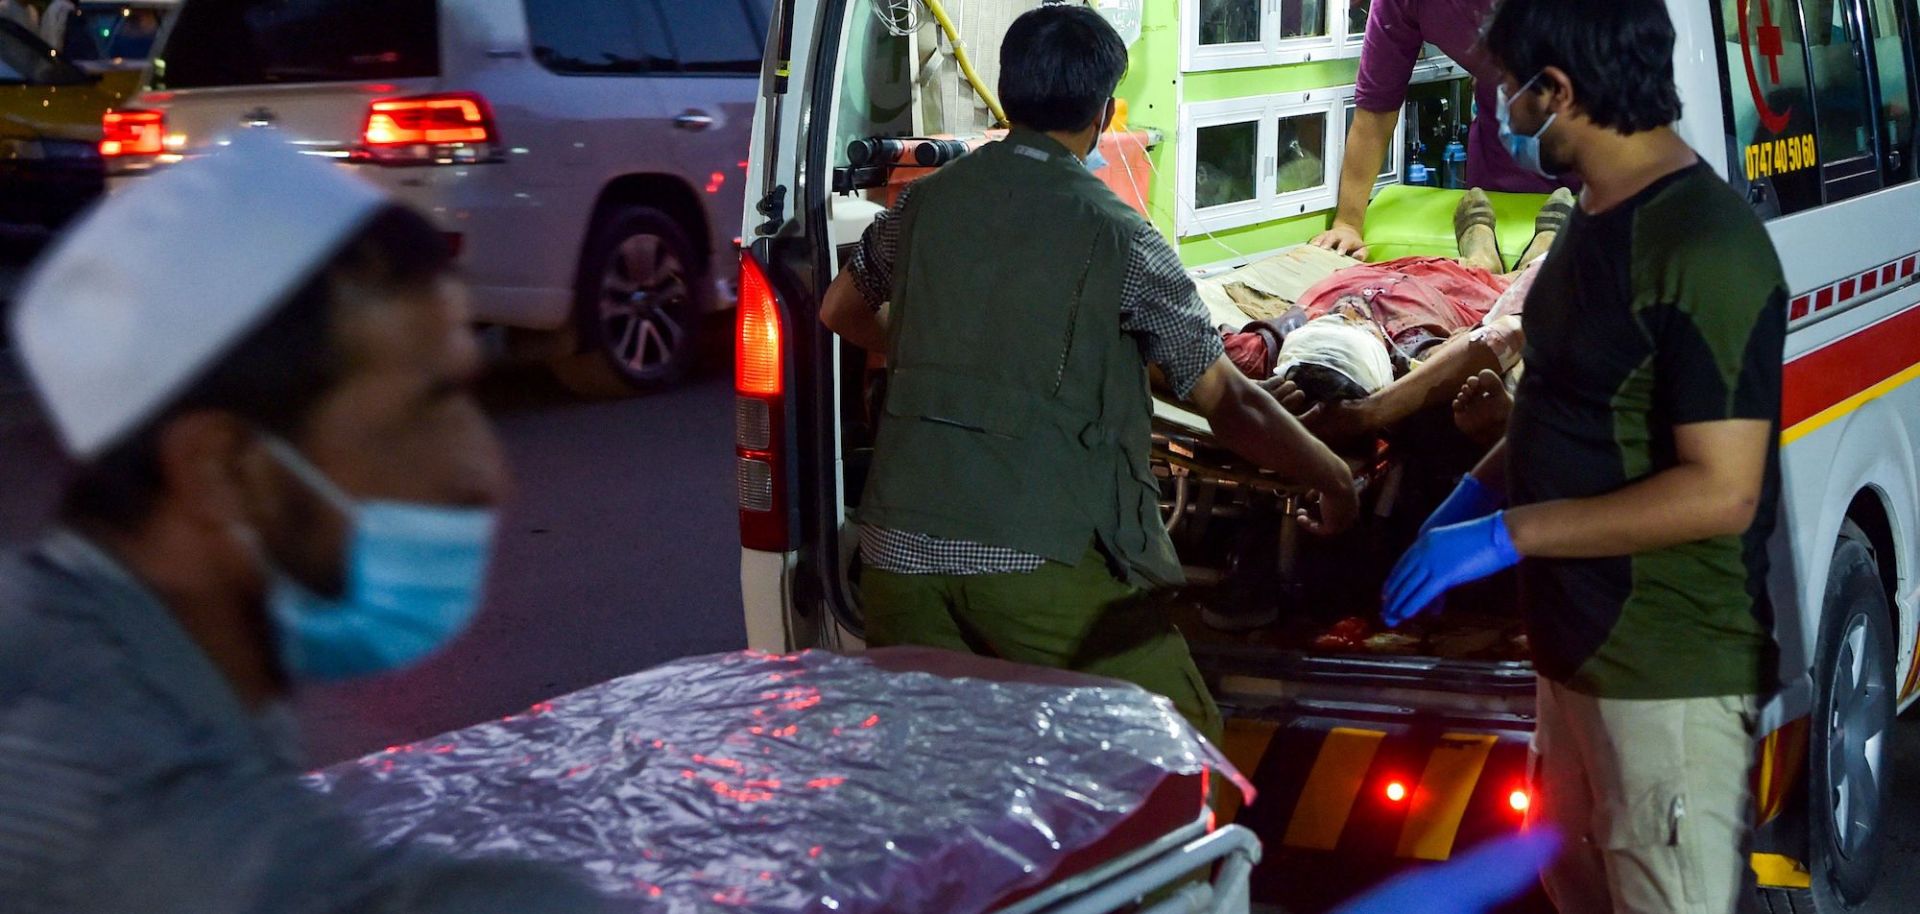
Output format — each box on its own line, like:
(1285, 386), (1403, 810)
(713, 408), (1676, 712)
(1382, 512), (1521, 627)
(1332, 829), (1564, 914)
(1409, 476), (1504, 618)
(1420, 474), (1502, 537)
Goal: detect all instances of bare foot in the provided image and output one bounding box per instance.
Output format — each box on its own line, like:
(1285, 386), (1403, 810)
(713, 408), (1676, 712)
(1452, 369), (1512, 447)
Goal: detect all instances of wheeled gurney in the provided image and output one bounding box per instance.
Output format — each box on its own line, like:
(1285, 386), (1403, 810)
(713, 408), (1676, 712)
(310, 648), (1260, 914)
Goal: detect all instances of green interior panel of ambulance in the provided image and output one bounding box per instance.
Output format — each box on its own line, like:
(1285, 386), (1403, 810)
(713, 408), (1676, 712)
(830, 0), (1558, 267)
(1361, 185), (1552, 269)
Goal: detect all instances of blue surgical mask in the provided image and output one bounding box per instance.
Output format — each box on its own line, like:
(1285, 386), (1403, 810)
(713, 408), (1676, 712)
(1083, 143), (1109, 173)
(1496, 73), (1559, 180)
(259, 437), (497, 682)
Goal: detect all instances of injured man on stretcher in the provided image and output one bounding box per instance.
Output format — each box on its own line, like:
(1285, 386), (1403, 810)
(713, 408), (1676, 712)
(1215, 187), (1571, 452)
(1159, 188), (1572, 643)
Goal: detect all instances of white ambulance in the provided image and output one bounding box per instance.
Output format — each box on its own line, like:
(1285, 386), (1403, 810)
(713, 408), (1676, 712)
(738, 1), (1920, 909)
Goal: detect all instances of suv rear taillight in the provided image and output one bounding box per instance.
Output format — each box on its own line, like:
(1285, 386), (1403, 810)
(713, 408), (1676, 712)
(356, 92), (499, 165)
(101, 109), (166, 157)
(737, 251), (789, 552)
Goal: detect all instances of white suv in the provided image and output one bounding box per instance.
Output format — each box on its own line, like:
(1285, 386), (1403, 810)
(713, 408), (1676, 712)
(108, 0), (769, 394)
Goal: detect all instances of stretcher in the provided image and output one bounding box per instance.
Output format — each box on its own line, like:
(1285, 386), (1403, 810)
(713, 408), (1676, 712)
(1149, 240), (1542, 906)
(309, 648), (1260, 914)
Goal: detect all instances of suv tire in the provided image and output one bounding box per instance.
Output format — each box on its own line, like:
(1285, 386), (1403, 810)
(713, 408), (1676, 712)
(551, 205), (706, 397)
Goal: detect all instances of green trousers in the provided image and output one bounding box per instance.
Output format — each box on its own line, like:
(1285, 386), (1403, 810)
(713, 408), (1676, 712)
(862, 548), (1224, 743)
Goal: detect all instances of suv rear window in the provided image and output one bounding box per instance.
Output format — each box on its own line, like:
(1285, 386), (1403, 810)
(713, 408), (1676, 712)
(157, 0), (438, 89)
(526, 0), (764, 76)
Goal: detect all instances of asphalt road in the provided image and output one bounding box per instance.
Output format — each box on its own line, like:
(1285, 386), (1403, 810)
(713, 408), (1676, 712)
(9, 374), (746, 759)
(0, 363), (747, 765)
(1, 248), (1916, 911)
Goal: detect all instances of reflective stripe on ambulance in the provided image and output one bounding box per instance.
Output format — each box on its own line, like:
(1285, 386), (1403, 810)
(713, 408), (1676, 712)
(1216, 717), (1531, 864)
(1218, 715), (1818, 888)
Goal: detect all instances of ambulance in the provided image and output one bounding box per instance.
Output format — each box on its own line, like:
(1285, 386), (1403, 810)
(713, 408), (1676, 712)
(737, 1), (1920, 909)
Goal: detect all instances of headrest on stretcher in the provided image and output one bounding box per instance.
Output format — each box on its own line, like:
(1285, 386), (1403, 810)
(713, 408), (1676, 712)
(309, 649), (1245, 914)
(1153, 397), (1212, 436)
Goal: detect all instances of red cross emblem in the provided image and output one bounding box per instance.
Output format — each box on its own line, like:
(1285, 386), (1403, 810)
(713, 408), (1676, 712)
(1739, 0), (1795, 134)
(1757, 0), (1786, 82)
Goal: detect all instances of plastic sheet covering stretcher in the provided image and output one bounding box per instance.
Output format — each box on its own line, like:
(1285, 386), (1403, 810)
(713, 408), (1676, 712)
(307, 648), (1259, 914)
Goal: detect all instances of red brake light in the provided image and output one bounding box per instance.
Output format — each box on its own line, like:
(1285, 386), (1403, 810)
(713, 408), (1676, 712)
(357, 92), (498, 165)
(101, 109), (165, 157)
(736, 254), (783, 397)
(1508, 788), (1531, 813)
(365, 95), (490, 145)
(737, 252), (788, 552)
(1384, 780), (1409, 803)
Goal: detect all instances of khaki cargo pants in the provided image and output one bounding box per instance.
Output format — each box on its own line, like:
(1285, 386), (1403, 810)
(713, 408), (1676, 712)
(1530, 678), (1762, 914)
(862, 547), (1224, 744)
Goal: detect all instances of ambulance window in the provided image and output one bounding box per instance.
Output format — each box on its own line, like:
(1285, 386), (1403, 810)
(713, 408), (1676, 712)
(1719, 0), (1821, 216)
(1866, 0), (1915, 182)
(1190, 0), (1357, 68)
(1196, 120), (1261, 208)
(1280, 0), (1330, 41)
(1805, 0), (1878, 174)
(1181, 90), (1345, 231)
(1199, 0), (1261, 46)
(1277, 111), (1330, 194)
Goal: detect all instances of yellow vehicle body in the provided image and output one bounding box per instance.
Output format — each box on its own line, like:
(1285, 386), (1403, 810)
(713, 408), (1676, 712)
(0, 20), (141, 232)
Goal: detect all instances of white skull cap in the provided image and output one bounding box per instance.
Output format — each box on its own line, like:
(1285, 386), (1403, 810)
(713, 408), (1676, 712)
(9, 130), (391, 458)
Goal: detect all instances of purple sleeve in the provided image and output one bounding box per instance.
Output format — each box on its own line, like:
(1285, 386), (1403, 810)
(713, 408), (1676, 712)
(1353, 0), (1425, 113)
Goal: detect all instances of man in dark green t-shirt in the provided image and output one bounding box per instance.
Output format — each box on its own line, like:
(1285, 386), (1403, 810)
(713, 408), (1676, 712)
(1379, 1), (1786, 910)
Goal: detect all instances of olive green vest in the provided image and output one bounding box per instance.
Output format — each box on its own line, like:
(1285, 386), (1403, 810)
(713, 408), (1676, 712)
(856, 129), (1183, 587)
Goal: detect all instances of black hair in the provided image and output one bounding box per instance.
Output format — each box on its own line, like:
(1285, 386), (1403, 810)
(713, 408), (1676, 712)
(1283, 363), (1370, 407)
(58, 205), (453, 532)
(998, 4), (1128, 133)
(1481, 0), (1682, 134)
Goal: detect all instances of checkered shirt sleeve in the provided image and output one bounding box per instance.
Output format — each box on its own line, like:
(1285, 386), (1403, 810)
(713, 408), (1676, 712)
(858, 526), (1047, 576)
(845, 186), (915, 311)
(1120, 223), (1225, 399)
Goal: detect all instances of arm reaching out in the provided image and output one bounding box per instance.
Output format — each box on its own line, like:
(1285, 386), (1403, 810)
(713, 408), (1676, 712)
(1188, 356), (1359, 535)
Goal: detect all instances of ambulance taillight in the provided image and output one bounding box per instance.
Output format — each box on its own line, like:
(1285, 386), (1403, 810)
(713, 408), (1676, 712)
(736, 252), (788, 552)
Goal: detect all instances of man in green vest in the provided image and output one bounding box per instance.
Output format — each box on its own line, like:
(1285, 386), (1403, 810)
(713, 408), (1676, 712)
(818, 5), (1356, 741)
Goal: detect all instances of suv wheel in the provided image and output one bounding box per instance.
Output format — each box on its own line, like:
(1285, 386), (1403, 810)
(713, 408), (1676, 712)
(550, 206), (705, 396)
